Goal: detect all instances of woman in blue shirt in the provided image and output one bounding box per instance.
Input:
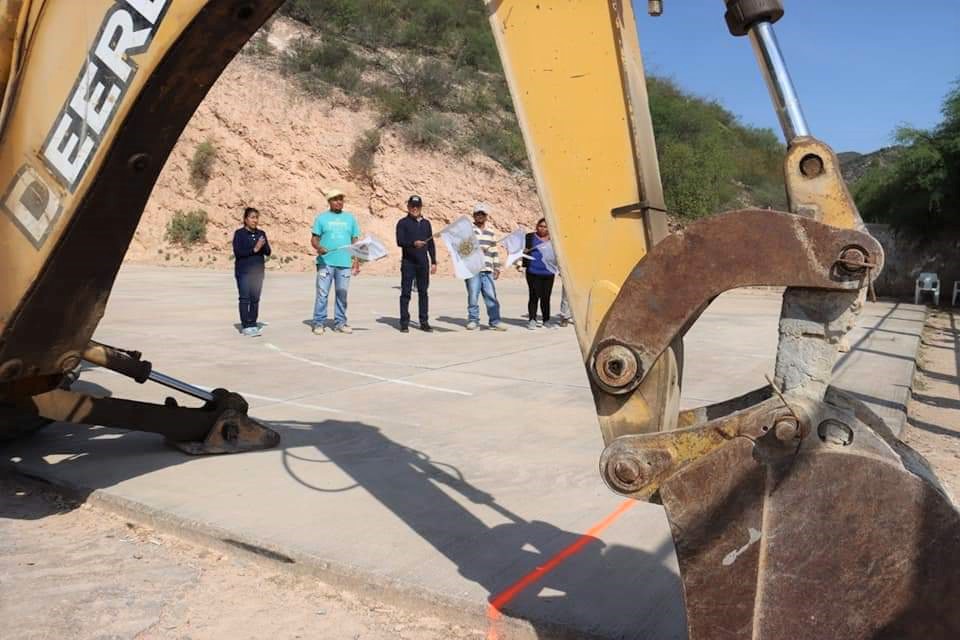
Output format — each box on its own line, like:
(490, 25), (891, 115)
(232, 207), (271, 336)
(523, 218), (554, 330)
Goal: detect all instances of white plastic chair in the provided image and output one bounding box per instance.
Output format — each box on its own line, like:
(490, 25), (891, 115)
(914, 272), (940, 305)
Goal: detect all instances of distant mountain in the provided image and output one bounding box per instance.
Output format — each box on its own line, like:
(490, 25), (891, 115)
(838, 147), (901, 185)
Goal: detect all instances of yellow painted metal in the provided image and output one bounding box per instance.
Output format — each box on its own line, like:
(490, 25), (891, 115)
(0, 0), (207, 333)
(488, 1), (677, 442)
(784, 137), (864, 230)
(487, 0), (664, 351)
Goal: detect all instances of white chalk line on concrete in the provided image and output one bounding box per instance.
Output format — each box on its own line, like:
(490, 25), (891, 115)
(264, 343), (473, 396)
(88, 367), (422, 427)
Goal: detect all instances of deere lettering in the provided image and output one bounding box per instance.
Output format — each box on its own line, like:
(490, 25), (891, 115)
(42, 0), (170, 191)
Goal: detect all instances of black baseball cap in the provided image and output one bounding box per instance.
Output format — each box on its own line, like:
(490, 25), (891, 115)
(407, 195), (422, 207)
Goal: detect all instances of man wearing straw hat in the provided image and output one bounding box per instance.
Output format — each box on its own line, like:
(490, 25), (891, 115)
(310, 188), (360, 335)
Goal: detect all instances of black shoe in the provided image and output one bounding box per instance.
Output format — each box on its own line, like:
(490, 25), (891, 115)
(399, 325), (409, 333)
(419, 323), (433, 332)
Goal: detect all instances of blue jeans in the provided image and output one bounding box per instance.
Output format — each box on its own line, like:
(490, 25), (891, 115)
(314, 265), (351, 327)
(466, 271), (501, 325)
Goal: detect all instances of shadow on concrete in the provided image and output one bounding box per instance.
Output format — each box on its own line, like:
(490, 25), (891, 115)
(0, 418), (687, 639)
(434, 315), (534, 330)
(298, 319), (370, 331)
(374, 317), (457, 333)
(274, 419), (687, 640)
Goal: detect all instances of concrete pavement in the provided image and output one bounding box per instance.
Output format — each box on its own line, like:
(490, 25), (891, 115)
(0, 266), (924, 639)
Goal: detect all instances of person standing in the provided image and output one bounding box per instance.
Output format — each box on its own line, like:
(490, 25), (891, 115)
(395, 195), (436, 333)
(558, 286), (574, 327)
(233, 206), (271, 337)
(465, 204), (507, 331)
(311, 188), (360, 335)
(524, 218), (555, 330)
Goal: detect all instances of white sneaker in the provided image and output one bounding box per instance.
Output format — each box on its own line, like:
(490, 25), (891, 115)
(334, 325), (353, 334)
(527, 320), (537, 330)
(466, 321), (478, 330)
(241, 327), (258, 337)
(536, 319), (544, 328)
(490, 324), (507, 332)
(312, 325), (325, 336)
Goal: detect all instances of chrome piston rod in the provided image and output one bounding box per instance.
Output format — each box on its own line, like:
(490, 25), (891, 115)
(148, 370), (215, 402)
(748, 20), (809, 141)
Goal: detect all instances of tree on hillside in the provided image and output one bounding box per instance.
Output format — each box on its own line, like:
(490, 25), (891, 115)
(855, 81), (960, 237)
(648, 77), (786, 219)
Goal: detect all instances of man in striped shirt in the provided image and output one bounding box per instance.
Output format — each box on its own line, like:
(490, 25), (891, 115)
(465, 204), (507, 331)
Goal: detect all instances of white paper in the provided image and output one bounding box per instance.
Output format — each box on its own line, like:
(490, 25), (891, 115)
(531, 239), (560, 275)
(498, 228), (527, 268)
(439, 216), (485, 279)
(341, 235), (388, 262)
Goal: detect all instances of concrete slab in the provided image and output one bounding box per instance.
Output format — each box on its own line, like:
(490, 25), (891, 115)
(1, 266), (923, 639)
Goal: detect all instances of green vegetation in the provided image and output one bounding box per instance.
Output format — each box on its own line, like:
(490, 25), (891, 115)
(349, 128), (382, 181)
(189, 140), (217, 189)
(280, 0), (498, 71)
(401, 112), (455, 149)
(266, 1), (789, 211)
(165, 209), (209, 247)
(854, 82), (960, 237)
(649, 77), (786, 218)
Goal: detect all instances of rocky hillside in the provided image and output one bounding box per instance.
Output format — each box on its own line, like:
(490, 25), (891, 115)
(130, 18), (540, 277)
(838, 147), (901, 185)
(132, 12), (798, 276)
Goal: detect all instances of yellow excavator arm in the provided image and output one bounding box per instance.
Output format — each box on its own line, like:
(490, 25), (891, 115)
(0, 1), (957, 638)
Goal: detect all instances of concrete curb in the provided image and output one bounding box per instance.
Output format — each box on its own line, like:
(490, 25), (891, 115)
(4, 464), (605, 640)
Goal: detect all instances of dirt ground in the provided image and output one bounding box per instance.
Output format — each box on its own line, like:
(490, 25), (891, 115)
(0, 473), (482, 640)
(2, 309), (958, 640)
(902, 308), (960, 498)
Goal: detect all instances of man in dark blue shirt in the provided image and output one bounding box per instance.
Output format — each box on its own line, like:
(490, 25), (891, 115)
(395, 195), (436, 332)
(232, 207), (271, 336)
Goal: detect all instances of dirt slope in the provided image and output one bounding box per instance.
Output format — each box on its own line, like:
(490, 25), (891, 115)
(129, 23), (542, 278)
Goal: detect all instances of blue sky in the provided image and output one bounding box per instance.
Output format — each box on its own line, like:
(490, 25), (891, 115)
(632, 1), (960, 152)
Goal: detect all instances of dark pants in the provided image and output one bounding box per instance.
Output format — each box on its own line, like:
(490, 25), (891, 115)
(400, 260), (430, 326)
(526, 272), (555, 321)
(236, 268), (264, 328)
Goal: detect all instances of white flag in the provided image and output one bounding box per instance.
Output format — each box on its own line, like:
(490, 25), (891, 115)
(499, 228), (526, 268)
(532, 240), (560, 275)
(439, 216), (485, 279)
(342, 235), (388, 262)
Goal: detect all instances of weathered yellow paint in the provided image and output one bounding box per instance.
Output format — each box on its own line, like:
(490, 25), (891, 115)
(488, 1), (678, 441)
(784, 137), (864, 230)
(487, 0), (663, 354)
(0, 0), (208, 324)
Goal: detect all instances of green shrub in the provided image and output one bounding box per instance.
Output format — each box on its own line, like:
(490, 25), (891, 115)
(375, 88), (416, 123)
(189, 140), (217, 189)
(165, 209), (208, 247)
(349, 128), (382, 180)
(401, 112), (455, 150)
(281, 37), (366, 93)
(471, 120), (527, 171)
(245, 30), (274, 57)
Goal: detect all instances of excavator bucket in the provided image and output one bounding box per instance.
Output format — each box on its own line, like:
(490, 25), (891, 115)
(488, 1), (960, 637)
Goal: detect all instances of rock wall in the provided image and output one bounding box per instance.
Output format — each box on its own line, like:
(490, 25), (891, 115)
(868, 223), (960, 301)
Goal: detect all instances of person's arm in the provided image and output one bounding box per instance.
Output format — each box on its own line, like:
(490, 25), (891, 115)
(260, 231), (271, 256)
(396, 219), (413, 248)
(233, 230), (254, 259)
(351, 218), (361, 274)
(311, 217), (327, 255)
(427, 222), (437, 273)
(489, 233), (501, 277)
(427, 222), (437, 265)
